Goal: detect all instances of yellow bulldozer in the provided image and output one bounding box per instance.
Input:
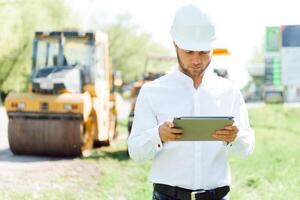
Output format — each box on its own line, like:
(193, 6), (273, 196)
(4, 31), (117, 156)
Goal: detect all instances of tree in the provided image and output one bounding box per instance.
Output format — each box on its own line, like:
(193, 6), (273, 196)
(0, 0), (75, 92)
(104, 13), (171, 82)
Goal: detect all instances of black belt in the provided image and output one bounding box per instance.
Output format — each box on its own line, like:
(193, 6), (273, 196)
(153, 183), (230, 200)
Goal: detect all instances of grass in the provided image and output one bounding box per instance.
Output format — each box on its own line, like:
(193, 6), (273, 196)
(229, 105), (300, 200)
(80, 119), (153, 200)
(1, 105), (299, 199)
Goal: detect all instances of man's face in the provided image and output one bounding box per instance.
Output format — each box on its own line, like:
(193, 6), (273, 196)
(175, 44), (212, 79)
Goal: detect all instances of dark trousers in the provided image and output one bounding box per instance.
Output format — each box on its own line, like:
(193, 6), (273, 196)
(152, 188), (228, 200)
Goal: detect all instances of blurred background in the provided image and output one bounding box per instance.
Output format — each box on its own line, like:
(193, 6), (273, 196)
(0, 0), (299, 199)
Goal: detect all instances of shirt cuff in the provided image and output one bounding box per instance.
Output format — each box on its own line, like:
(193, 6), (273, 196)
(149, 125), (163, 150)
(223, 141), (234, 151)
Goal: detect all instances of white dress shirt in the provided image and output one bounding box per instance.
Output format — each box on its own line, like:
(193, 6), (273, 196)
(128, 69), (255, 190)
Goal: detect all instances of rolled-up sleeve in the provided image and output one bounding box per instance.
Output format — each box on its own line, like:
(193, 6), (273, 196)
(228, 89), (255, 156)
(128, 86), (163, 163)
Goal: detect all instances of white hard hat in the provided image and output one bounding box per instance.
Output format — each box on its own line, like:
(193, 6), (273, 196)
(170, 4), (216, 51)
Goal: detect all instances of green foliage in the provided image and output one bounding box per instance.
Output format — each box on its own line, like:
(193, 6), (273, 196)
(104, 13), (171, 82)
(0, 4), (172, 90)
(0, 0), (75, 92)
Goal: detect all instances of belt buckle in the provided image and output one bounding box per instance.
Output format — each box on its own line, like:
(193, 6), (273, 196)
(191, 189), (205, 200)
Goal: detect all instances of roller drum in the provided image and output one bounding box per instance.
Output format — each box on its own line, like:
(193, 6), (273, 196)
(8, 112), (82, 157)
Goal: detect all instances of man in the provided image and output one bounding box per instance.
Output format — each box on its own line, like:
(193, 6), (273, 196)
(128, 4), (255, 200)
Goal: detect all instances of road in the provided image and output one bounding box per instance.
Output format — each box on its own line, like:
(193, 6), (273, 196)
(0, 95), (130, 192)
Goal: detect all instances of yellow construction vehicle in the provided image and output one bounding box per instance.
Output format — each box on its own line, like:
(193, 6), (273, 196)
(4, 31), (117, 156)
(127, 55), (176, 133)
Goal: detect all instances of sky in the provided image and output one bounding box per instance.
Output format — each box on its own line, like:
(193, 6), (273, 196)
(66, 0), (300, 87)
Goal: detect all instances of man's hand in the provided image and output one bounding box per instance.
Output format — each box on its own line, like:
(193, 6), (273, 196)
(212, 125), (239, 143)
(159, 121), (183, 143)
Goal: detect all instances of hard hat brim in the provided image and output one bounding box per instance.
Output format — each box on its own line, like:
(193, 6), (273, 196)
(173, 39), (215, 51)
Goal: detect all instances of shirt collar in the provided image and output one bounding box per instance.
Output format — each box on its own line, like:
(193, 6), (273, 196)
(172, 67), (210, 89)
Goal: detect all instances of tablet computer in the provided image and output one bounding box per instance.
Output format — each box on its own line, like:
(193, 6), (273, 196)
(173, 116), (234, 141)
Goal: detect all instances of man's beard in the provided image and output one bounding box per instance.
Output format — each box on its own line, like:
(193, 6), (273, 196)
(176, 49), (210, 79)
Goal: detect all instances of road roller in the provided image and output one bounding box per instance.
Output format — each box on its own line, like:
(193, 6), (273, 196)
(4, 31), (117, 156)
